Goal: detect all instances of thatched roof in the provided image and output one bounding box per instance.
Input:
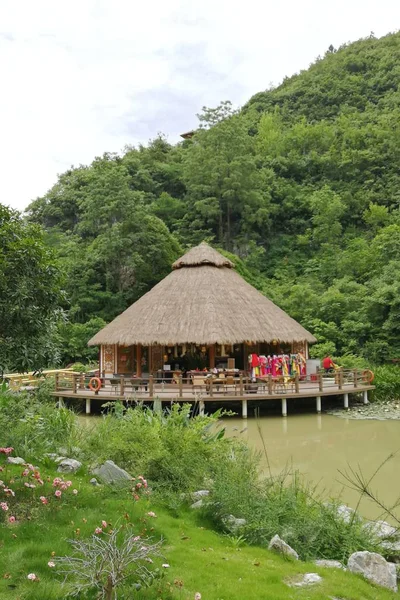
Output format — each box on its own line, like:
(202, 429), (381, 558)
(88, 242), (316, 346)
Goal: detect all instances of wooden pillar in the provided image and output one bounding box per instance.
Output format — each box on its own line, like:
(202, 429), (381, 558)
(339, 368), (343, 390)
(120, 375), (125, 397)
(209, 344), (215, 369)
(73, 374), (78, 394)
(179, 375), (183, 398)
(318, 371), (323, 392)
(209, 379), (213, 397)
(137, 345), (142, 377)
(344, 393), (349, 408)
(55, 372), (60, 391)
(242, 399), (248, 419)
(363, 390), (369, 405)
(281, 398), (287, 417)
(80, 373), (85, 389)
(149, 375), (154, 398)
(239, 374), (244, 396)
(295, 372), (299, 394)
(268, 374), (273, 395)
(85, 398), (91, 414)
(199, 400), (205, 416)
(316, 396), (322, 413)
(353, 369), (358, 388)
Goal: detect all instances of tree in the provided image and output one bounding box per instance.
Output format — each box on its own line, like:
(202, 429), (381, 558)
(0, 204), (63, 373)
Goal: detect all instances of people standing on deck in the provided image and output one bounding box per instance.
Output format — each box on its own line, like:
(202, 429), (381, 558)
(322, 355), (337, 373)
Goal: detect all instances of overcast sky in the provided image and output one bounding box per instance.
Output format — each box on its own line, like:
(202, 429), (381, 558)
(1, 1), (399, 211)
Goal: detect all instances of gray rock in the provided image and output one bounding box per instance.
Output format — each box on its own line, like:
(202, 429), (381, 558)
(223, 514), (247, 533)
(57, 458), (82, 473)
(7, 456), (26, 465)
(288, 573), (322, 587)
(268, 534), (299, 560)
(92, 460), (132, 484)
(89, 478), (100, 486)
(364, 519), (398, 539)
(190, 499), (204, 509)
(336, 504), (356, 523)
(314, 559), (344, 569)
(191, 490), (210, 500)
(347, 551), (397, 592)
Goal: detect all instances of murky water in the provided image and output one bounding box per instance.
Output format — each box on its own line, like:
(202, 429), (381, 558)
(224, 413), (400, 520)
(78, 411), (400, 520)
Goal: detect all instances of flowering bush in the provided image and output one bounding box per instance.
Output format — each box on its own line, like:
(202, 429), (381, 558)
(0, 449), (77, 523)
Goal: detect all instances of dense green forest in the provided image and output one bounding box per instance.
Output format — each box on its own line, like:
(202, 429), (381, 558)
(3, 31), (400, 371)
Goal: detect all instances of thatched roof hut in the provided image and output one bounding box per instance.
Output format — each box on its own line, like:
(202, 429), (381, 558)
(88, 242), (316, 347)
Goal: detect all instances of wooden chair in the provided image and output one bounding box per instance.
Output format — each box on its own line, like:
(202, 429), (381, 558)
(110, 374), (120, 394)
(192, 375), (208, 395)
(223, 376), (236, 395)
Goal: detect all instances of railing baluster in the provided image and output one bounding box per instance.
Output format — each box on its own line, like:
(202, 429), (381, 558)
(318, 371), (323, 392)
(149, 375), (154, 398)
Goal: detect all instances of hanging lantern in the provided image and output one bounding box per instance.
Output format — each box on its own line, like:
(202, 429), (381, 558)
(272, 339), (278, 346)
(182, 343), (186, 355)
(201, 346), (206, 353)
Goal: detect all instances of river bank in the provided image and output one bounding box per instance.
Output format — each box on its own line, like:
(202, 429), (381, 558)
(327, 399), (400, 420)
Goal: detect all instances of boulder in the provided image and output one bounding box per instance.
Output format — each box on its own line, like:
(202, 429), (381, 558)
(223, 514), (247, 533)
(268, 534), (299, 560)
(57, 458), (82, 474)
(190, 500), (204, 509)
(314, 559), (344, 569)
(287, 573), (322, 587)
(364, 520), (398, 539)
(7, 457), (26, 465)
(89, 478), (100, 486)
(92, 460), (132, 484)
(191, 490), (210, 500)
(336, 504), (356, 524)
(347, 551), (397, 592)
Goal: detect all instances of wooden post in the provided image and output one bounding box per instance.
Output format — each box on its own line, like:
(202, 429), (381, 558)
(281, 398), (287, 417)
(80, 373), (85, 389)
(73, 374), (78, 394)
(242, 399), (248, 419)
(339, 368), (344, 390)
(209, 344), (215, 369)
(209, 379), (213, 397)
(179, 375), (183, 398)
(344, 393), (349, 408)
(149, 375), (154, 398)
(239, 374), (244, 396)
(137, 345), (142, 377)
(363, 390), (369, 404)
(316, 396), (322, 413)
(318, 371), (323, 392)
(55, 372), (60, 391)
(353, 369), (358, 388)
(58, 397), (64, 408)
(295, 372), (299, 394)
(268, 374), (273, 395)
(85, 398), (91, 414)
(120, 375), (125, 397)
(199, 400), (205, 416)
(154, 398), (162, 413)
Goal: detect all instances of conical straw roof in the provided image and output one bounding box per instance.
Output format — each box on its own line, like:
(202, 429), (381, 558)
(88, 242), (316, 346)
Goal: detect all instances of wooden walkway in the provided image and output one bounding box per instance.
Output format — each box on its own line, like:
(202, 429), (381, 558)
(52, 370), (375, 418)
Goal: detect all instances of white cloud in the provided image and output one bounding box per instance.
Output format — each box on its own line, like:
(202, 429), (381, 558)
(0, 0), (399, 210)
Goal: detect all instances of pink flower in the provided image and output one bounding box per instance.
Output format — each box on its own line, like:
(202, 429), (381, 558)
(72, 489), (78, 495)
(0, 447), (14, 455)
(94, 527), (103, 534)
(52, 477), (62, 487)
(54, 490), (62, 498)
(144, 557), (153, 563)
(60, 483), (68, 491)
(195, 594), (202, 600)
(22, 469), (30, 477)
(65, 481), (72, 487)
(47, 561), (55, 568)
(133, 535), (141, 541)
(101, 520), (107, 528)
(39, 496), (48, 505)
(1, 502), (9, 511)
(147, 511), (156, 518)
(4, 488), (15, 497)
(37, 479), (44, 486)
(133, 494), (140, 501)
(24, 483), (36, 488)
(27, 573), (37, 581)
(8, 516), (16, 523)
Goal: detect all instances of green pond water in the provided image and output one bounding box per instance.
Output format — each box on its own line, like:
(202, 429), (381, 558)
(78, 412), (400, 521)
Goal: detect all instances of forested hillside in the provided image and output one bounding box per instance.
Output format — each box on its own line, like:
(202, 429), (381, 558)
(26, 31), (400, 366)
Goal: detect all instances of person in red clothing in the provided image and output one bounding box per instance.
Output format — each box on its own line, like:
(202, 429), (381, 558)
(322, 356), (336, 373)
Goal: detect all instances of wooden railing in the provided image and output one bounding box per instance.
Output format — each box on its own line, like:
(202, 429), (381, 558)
(3, 368), (76, 391)
(54, 368), (373, 399)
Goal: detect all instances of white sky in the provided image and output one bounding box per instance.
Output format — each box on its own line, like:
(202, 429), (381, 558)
(1, 0), (399, 211)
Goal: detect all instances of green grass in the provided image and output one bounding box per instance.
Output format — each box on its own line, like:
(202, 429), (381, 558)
(0, 465), (397, 600)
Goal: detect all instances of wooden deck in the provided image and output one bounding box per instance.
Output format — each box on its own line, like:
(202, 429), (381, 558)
(52, 370), (375, 418)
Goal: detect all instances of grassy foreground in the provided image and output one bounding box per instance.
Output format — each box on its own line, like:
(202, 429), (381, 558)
(0, 465), (396, 600)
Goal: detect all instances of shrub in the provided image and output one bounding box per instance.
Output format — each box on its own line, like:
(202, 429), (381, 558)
(371, 364), (400, 402)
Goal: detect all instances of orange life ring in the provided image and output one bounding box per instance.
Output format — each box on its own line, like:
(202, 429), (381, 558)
(88, 377), (102, 392)
(363, 370), (374, 384)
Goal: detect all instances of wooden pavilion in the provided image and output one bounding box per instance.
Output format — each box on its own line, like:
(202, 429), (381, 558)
(88, 242), (317, 377)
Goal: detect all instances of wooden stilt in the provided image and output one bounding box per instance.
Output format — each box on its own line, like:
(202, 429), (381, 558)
(363, 390), (369, 405)
(344, 393), (349, 408)
(199, 400), (205, 416)
(58, 397), (64, 408)
(316, 396), (322, 413)
(85, 398), (91, 414)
